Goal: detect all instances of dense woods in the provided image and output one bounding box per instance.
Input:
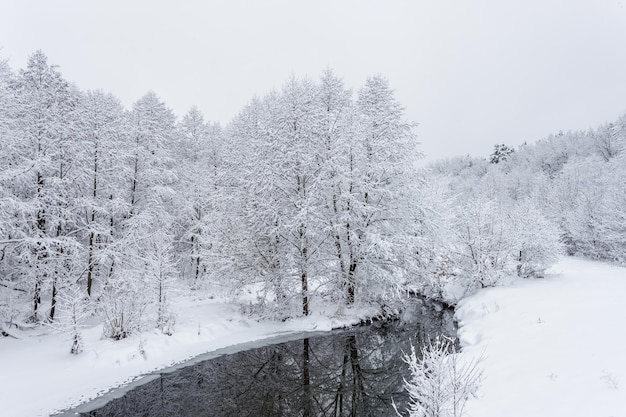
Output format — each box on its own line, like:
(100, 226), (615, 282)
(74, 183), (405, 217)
(0, 51), (624, 341)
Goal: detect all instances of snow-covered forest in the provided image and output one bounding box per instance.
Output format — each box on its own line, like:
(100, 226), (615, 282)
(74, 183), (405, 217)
(1, 50), (625, 343)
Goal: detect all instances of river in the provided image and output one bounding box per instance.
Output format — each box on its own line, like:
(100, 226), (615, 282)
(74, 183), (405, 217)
(59, 299), (455, 417)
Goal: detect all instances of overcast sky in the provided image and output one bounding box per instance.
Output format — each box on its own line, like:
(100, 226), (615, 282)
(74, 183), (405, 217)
(1, 0), (625, 161)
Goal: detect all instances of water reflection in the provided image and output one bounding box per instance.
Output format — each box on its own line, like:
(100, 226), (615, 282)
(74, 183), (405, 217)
(80, 300), (455, 417)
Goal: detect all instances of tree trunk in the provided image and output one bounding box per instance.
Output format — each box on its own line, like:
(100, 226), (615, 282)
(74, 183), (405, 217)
(347, 260), (357, 305)
(86, 230), (95, 296)
(345, 152), (357, 305)
(87, 147), (98, 296)
(301, 222), (309, 316)
(105, 194), (116, 285)
(129, 147), (139, 216)
(33, 171), (46, 318)
(33, 279), (41, 318)
(195, 252), (201, 282)
(331, 192), (347, 295)
(49, 223), (64, 322)
(301, 267), (309, 316)
(49, 276), (57, 322)
(297, 173), (310, 316)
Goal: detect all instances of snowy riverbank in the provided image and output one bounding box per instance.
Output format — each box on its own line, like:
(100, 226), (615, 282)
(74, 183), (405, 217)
(0, 295), (376, 417)
(1, 256), (624, 417)
(455, 257), (626, 416)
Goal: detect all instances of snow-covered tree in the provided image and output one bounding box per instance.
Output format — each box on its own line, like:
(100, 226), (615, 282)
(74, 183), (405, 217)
(3, 50), (80, 322)
(224, 95), (293, 317)
(56, 281), (91, 354)
(173, 106), (223, 285)
(489, 143), (515, 164)
(410, 176), (458, 302)
(591, 120), (624, 162)
(98, 91), (177, 339)
(554, 155), (626, 262)
(312, 69), (354, 304)
(341, 75), (419, 305)
(507, 200), (562, 278)
(274, 76), (325, 316)
(74, 90), (129, 297)
(147, 230), (177, 335)
(224, 73), (422, 316)
(0, 54), (21, 331)
(452, 195), (511, 289)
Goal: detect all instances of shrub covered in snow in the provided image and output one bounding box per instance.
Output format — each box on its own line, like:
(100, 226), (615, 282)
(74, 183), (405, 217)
(398, 336), (482, 417)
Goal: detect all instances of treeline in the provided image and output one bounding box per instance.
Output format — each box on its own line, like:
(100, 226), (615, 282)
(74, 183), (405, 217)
(0, 51), (424, 338)
(420, 115), (626, 300)
(0, 50), (621, 341)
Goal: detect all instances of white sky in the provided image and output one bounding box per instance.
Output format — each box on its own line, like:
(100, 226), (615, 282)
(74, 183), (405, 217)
(1, 0), (625, 161)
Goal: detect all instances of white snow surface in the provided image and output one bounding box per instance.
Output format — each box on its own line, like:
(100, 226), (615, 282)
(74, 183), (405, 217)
(455, 257), (626, 417)
(1, 256), (625, 417)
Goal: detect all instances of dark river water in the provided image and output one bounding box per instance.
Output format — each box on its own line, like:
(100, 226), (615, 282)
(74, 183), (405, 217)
(65, 300), (455, 417)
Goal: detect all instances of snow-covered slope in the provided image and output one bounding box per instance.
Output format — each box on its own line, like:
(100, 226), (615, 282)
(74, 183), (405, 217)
(456, 257), (626, 416)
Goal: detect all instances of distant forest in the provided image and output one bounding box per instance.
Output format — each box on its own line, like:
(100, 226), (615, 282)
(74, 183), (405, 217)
(1, 51), (624, 340)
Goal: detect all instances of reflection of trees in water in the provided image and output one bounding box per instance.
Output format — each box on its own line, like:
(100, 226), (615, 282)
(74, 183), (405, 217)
(82, 301), (455, 417)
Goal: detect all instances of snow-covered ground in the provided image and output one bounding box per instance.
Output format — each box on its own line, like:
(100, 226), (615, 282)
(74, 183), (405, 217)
(1, 256), (624, 417)
(456, 257), (626, 417)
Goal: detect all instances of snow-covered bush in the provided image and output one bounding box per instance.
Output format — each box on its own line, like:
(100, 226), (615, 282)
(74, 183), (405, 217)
(56, 282), (91, 354)
(452, 197), (512, 289)
(398, 336), (482, 417)
(419, 255), (457, 301)
(422, 170), (564, 300)
(554, 156), (626, 264)
(508, 201), (562, 278)
(0, 285), (24, 336)
(99, 275), (146, 340)
(145, 232), (177, 335)
(100, 294), (145, 340)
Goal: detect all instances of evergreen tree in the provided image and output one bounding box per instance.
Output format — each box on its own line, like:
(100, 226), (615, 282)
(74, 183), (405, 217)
(489, 144), (515, 164)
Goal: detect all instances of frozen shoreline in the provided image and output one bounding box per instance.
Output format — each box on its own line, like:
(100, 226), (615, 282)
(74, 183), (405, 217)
(53, 329), (330, 416)
(0, 296), (376, 417)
